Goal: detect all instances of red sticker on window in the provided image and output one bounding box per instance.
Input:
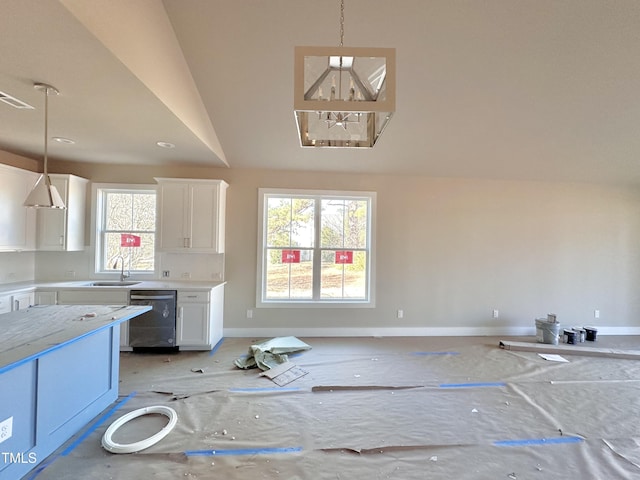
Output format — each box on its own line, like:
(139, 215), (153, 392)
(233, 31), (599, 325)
(282, 250), (301, 263)
(335, 251), (353, 264)
(121, 234), (141, 247)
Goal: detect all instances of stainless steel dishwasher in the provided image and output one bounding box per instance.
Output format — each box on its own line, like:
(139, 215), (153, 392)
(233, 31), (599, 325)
(128, 290), (177, 350)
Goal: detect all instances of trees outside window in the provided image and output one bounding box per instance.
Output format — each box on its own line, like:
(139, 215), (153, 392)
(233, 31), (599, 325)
(258, 189), (376, 305)
(96, 187), (156, 274)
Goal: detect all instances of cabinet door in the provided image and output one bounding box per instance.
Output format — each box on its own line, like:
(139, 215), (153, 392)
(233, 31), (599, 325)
(37, 175), (87, 251)
(190, 183), (219, 250)
(157, 182), (190, 249)
(37, 177), (67, 249)
(0, 295), (11, 314)
(12, 292), (34, 311)
(0, 164), (37, 251)
(35, 291), (57, 305)
(156, 178), (227, 253)
(177, 303), (210, 347)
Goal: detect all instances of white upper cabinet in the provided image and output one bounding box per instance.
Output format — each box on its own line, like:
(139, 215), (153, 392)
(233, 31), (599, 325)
(0, 163), (38, 251)
(155, 178), (228, 253)
(36, 174), (89, 251)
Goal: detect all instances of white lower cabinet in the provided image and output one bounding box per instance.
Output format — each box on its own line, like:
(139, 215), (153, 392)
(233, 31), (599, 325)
(35, 290), (58, 305)
(0, 295), (11, 314)
(12, 291), (34, 311)
(177, 285), (224, 350)
(0, 291), (35, 313)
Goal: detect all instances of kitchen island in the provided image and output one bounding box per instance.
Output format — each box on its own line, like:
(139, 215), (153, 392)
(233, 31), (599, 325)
(0, 304), (151, 480)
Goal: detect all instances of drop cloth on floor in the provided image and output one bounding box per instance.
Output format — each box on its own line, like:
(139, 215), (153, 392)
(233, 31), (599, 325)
(33, 336), (640, 480)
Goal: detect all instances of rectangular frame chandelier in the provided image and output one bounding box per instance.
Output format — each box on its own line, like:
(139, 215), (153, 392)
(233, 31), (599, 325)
(294, 45), (395, 148)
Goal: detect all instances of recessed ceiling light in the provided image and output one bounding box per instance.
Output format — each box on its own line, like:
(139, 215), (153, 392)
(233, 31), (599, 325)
(53, 137), (75, 144)
(156, 141), (175, 149)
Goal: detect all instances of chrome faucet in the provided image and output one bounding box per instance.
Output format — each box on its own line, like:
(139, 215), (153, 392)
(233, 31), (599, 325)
(113, 255), (130, 282)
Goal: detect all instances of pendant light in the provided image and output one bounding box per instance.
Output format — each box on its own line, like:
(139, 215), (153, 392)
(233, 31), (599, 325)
(24, 83), (66, 209)
(294, 0), (395, 148)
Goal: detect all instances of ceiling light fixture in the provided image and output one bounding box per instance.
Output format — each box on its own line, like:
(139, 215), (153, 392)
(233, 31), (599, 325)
(24, 83), (66, 209)
(294, 0), (395, 148)
(156, 141), (175, 149)
(53, 136), (75, 144)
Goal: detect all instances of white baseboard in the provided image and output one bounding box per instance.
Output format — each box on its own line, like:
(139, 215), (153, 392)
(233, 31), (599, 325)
(223, 326), (640, 338)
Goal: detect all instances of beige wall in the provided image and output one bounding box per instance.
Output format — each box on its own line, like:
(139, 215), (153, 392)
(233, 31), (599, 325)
(43, 159), (640, 335)
(0, 150), (39, 172)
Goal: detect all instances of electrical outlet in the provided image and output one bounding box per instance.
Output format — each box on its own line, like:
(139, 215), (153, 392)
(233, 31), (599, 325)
(594, 309), (600, 319)
(493, 309), (499, 319)
(247, 309), (253, 318)
(64, 270), (76, 278)
(397, 309), (404, 319)
(181, 272), (191, 279)
(0, 416), (13, 444)
(162, 270), (170, 278)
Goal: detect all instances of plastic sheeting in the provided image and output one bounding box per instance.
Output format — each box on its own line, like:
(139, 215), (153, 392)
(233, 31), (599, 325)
(233, 336), (312, 370)
(32, 335), (640, 479)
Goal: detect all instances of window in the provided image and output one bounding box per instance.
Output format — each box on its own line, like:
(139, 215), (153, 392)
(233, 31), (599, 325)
(257, 188), (376, 306)
(95, 186), (156, 274)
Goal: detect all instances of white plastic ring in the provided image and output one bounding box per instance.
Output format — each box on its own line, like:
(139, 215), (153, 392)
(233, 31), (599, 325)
(101, 405), (178, 454)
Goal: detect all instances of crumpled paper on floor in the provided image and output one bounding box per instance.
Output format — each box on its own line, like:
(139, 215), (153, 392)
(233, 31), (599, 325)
(234, 336), (312, 370)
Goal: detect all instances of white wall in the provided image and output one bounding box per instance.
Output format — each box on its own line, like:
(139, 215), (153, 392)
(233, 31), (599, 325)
(4, 157), (640, 336)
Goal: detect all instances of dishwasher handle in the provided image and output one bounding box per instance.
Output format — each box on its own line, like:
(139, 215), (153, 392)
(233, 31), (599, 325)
(130, 294), (175, 301)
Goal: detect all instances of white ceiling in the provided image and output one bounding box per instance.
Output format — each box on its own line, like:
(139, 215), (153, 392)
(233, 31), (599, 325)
(1, 0), (640, 185)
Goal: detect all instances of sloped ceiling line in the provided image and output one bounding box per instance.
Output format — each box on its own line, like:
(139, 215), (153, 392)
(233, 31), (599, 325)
(59, 0), (228, 167)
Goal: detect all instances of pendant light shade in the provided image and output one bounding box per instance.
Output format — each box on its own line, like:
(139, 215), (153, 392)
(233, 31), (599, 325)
(23, 173), (65, 208)
(24, 83), (66, 209)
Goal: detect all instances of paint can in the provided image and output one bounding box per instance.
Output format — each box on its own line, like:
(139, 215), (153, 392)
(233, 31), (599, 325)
(584, 327), (598, 342)
(535, 319), (561, 345)
(564, 329), (577, 345)
(573, 328), (586, 343)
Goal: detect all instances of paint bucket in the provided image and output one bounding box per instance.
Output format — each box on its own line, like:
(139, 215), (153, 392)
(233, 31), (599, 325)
(564, 329), (577, 345)
(535, 319), (561, 345)
(584, 327), (598, 342)
(573, 328), (586, 343)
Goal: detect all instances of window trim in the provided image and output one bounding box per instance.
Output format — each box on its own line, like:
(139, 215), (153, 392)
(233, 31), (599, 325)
(92, 183), (158, 276)
(256, 188), (376, 308)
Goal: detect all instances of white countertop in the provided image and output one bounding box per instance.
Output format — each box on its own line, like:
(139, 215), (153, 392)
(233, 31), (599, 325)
(0, 280), (226, 295)
(0, 304), (151, 371)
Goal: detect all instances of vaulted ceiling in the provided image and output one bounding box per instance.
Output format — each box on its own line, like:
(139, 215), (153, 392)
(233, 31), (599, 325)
(1, 0), (640, 185)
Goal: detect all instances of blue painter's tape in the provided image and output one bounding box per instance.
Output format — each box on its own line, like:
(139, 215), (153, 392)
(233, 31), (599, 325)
(439, 382), (506, 388)
(229, 387), (302, 393)
(26, 391), (138, 479)
(209, 337), (225, 356)
(60, 391), (138, 456)
(494, 436), (583, 447)
(185, 446), (303, 457)
(411, 351), (460, 356)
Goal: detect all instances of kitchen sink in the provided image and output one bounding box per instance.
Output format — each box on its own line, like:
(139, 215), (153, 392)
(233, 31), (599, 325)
(87, 281), (141, 287)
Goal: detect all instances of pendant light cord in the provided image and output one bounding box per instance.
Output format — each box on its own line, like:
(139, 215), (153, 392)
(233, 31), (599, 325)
(43, 86), (49, 177)
(339, 0), (344, 47)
